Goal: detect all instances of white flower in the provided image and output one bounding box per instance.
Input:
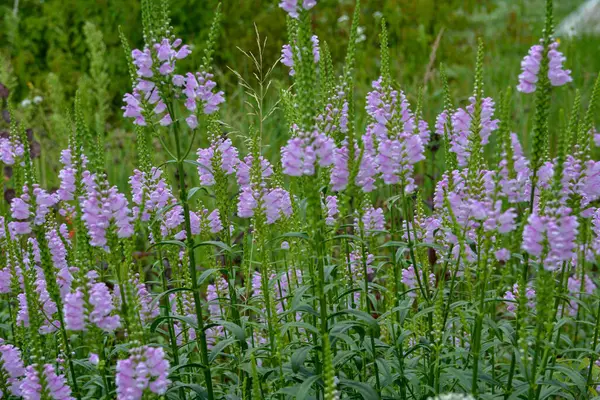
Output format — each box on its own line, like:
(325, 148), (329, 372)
(337, 15), (349, 24)
(428, 394), (475, 400)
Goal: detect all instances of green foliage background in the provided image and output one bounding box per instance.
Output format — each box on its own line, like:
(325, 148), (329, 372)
(1, 0), (599, 189)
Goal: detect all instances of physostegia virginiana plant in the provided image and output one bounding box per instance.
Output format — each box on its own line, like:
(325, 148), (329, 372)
(1, 0), (600, 399)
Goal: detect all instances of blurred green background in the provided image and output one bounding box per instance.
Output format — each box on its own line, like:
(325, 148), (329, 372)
(1, 0), (599, 191)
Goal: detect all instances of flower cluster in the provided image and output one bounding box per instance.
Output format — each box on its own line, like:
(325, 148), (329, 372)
(517, 39), (572, 93)
(116, 346), (170, 399)
(279, 0), (317, 19)
(122, 37), (223, 128)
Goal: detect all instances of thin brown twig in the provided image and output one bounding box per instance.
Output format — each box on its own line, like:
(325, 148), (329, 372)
(423, 27), (446, 87)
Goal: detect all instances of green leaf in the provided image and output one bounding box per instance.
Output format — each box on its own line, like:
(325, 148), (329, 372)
(327, 234), (362, 243)
(272, 232), (311, 243)
(187, 186), (208, 201)
(168, 382), (208, 399)
(291, 346), (313, 373)
(296, 375), (321, 400)
(282, 321), (320, 336)
(339, 379), (379, 400)
(548, 364), (585, 394)
(197, 268), (219, 286)
(171, 362), (207, 373)
(150, 315), (197, 332)
(208, 337), (236, 363)
(150, 287), (194, 310)
(148, 240), (186, 250)
(330, 309), (378, 330)
(214, 320), (246, 342)
(194, 240), (236, 254)
(379, 241), (408, 248)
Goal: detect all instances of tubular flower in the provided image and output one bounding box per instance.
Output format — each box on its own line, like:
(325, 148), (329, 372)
(64, 271), (120, 332)
(281, 128), (335, 177)
(263, 188), (293, 224)
(330, 144), (350, 191)
(517, 39), (572, 93)
(360, 207), (385, 235)
(450, 97), (499, 167)
(21, 364), (74, 400)
(0, 341), (25, 397)
(115, 346), (171, 400)
(129, 167), (175, 222)
(522, 206), (579, 271)
(81, 174), (134, 247)
(279, 0), (317, 19)
(503, 283), (535, 314)
(196, 137), (240, 186)
(280, 35), (320, 76)
(325, 195), (338, 226)
(0, 135), (24, 165)
(401, 266), (435, 298)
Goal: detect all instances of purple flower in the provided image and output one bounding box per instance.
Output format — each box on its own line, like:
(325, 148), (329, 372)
(517, 44), (543, 93)
(89, 280), (121, 332)
(281, 44), (295, 76)
(522, 207), (579, 271)
(208, 209), (224, 233)
(522, 213), (545, 257)
(132, 275), (159, 324)
(116, 346), (171, 399)
(362, 207), (385, 234)
(356, 149), (377, 193)
(401, 266), (435, 299)
(89, 354), (100, 365)
(237, 186), (258, 220)
(279, 0), (317, 18)
(280, 35), (320, 76)
(565, 274), (596, 315)
(11, 188), (31, 222)
(207, 275), (229, 318)
(325, 195), (338, 226)
(547, 40), (572, 86)
(263, 188), (293, 224)
(0, 136), (23, 165)
(450, 97), (499, 166)
(435, 110), (449, 138)
(196, 138), (240, 186)
(130, 168), (175, 222)
(46, 228), (71, 298)
(57, 150), (77, 202)
(504, 283), (535, 314)
(17, 293), (29, 328)
(35, 274), (60, 334)
(311, 35), (320, 62)
(82, 175), (134, 247)
(33, 186), (58, 226)
(64, 289), (86, 331)
(330, 145), (349, 191)
(122, 92), (146, 126)
(281, 130), (334, 177)
(0, 342), (25, 397)
(184, 71), (225, 116)
(236, 155), (273, 186)
(20, 364), (74, 400)
(517, 40), (571, 93)
(495, 248), (511, 262)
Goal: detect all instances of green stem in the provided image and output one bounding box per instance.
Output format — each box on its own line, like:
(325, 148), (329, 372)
(170, 104), (214, 399)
